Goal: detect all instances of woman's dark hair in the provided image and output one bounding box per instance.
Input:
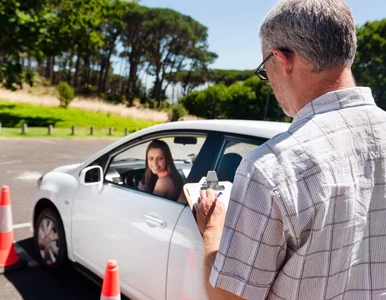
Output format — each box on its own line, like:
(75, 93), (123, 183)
(143, 139), (183, 199)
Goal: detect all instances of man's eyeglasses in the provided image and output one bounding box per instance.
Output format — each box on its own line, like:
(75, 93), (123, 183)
(254, 53), (274, 80)
(254, 49), (293, 81)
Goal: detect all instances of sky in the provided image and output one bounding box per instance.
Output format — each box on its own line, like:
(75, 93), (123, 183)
(138, 0), (386, 71)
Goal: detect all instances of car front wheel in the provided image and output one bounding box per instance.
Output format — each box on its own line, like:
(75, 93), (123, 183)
(34, 208), (68, 271)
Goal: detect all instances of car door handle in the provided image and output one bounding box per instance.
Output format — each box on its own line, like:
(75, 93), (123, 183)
(145, 215), (166, 228)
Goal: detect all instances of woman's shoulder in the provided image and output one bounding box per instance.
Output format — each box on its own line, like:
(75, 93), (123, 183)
(157, 175), (174, 186)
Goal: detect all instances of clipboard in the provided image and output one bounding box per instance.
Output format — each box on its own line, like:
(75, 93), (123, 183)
(183, 171), (233, 212)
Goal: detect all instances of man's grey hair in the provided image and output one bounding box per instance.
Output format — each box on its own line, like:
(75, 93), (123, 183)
(260, 0), (357, 72)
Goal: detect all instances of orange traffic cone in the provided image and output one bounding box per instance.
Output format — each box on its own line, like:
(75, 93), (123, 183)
(100, 259), (121, 300)
(0, 185), (24, 273)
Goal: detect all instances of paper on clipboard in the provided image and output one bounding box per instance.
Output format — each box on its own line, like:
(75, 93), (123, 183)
(183, 177), (233, 212)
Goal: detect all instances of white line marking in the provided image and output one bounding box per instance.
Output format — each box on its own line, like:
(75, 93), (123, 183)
(17, 171), (42, 181)
(36, 140), (56, 144)
(0, 160), (22, 166)
(13, 222), (32, 230)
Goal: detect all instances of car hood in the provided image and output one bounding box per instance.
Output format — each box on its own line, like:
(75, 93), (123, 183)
(53, 163), (82, 174)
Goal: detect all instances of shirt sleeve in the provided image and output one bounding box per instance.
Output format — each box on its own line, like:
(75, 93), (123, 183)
(210, 158), (287, 299)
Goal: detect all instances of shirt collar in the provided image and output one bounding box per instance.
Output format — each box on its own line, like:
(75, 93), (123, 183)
(292, 87), (375, 125)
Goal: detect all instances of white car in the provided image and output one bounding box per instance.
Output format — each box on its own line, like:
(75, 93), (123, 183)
(31, 119), (289, 300)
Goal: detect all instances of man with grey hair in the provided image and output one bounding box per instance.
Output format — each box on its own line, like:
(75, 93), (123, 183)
(197, 0), (386, 299)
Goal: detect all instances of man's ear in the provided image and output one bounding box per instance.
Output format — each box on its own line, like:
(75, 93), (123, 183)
(272, 49), (293, 77)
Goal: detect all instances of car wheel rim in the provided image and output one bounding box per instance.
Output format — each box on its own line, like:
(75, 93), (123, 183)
(37, 218), (59, 265)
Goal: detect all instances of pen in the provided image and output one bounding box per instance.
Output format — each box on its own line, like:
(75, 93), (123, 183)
(217, 192), (223, 198)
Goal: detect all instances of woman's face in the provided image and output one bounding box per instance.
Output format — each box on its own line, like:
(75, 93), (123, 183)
(147, 148), (167, 176)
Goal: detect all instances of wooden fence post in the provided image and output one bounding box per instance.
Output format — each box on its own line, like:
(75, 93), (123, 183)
(109, 127), (113, 135)
(48, 125), (53, 135)
(71, 125), (76, 135)
(90, 126), (94, 135)
(22, 123), (28, 134)
(125, 127), (129, 136)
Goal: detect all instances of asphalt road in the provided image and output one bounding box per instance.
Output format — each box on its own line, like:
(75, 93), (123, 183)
(0, 139), (118, 300)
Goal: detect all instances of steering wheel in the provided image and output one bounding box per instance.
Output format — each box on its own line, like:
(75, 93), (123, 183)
(124, 174), (136, 187)
(124, 173), (143, 188)
(134, 174), (143, 186)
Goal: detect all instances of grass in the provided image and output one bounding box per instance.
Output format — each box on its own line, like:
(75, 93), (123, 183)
(0, 88), (169, 122)
(0, 100), (160, 138)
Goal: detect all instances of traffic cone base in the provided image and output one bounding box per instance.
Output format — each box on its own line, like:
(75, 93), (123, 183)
(100, 259), (121, 300)
(0, 185), (24, 273)
(0, 232), (20, 267)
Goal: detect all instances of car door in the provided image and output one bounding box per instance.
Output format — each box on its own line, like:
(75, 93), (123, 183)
(71, 133), (208, 300)
(72, 183), (184, 299)
(167, 133), (267, 299)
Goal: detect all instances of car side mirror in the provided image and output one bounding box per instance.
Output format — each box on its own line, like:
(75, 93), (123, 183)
(79, 166), (103, 185)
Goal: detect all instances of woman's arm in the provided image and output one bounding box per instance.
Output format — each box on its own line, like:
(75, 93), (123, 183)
(153, 176), (174, 198)
(137, 180), (146, 191)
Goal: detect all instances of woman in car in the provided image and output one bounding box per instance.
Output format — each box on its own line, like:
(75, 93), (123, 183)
(138, 139), (183, 201)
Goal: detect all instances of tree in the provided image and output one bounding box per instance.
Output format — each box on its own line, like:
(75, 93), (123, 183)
(121, 5), (152, 104)
(353, 19), (386, 110)
(98, 0), (130, 93)
(145, 8), (213, 104)
(0, 0), (52, 89)
(57, 81), (75, 108)
(179, 83), (229, 119)
(209, 69), (253, 86)
(220, 82), (257, 119)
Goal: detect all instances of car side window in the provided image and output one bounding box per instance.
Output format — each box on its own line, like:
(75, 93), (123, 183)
(106, 141), (150, 186)
(216, 138), (264, 182)
(105, 134), (207, 201)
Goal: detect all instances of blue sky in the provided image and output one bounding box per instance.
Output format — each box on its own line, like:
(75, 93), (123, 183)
(139, 0), (386, 71)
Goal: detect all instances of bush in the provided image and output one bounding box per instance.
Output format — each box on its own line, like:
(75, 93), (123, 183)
(168, 104), (187, 122)
(57, 81), (75, 108)
(79, 84), (93, 96)
(159, 100), (170, 111)
(104, 93), (126, 104)
(148, 99), (158, 109)
(42, 79), (51, 87)
(222, 82), (257, 119)
(179, 91), (199, 114)
(194, 83), (229, 118)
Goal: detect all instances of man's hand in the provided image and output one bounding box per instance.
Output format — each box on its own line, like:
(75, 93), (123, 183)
(196, 188), (226, 238)
(197, 189), (244, 300)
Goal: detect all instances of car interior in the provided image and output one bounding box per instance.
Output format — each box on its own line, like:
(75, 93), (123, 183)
(103, 134), (204, 201)
(216, 152), (243, 182)
(88, 131), (265, 205)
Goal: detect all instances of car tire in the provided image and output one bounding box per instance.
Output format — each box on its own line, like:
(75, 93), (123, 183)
(34, 208), (68, 271)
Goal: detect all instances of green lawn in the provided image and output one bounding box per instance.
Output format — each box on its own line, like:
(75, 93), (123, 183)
(0, 100), (160, 138)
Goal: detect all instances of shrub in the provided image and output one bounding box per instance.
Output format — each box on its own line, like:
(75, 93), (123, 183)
(57, 81), (75, 108)
(159, 101), (170, 111)
(194, 83), (229, 119)
(222, 82), (257, 119)
(104, 93), (126, 104)
(148, 99), (158, 109)
(79, 84), (93, 96)
(179, 91), (199, 114)
(168, 104), (187, 122)
(42, 79), (51, 87)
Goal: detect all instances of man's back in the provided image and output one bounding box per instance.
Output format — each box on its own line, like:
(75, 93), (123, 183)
(242, 87), (386, 299)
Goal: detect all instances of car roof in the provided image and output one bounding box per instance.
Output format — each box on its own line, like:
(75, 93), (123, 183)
(83, 120), (291, 166)
(137, 119), (290, 139)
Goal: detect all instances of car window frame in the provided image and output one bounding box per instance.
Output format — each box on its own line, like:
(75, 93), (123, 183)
(100, 130), (212, 201)
(213, 133), (268, 175)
